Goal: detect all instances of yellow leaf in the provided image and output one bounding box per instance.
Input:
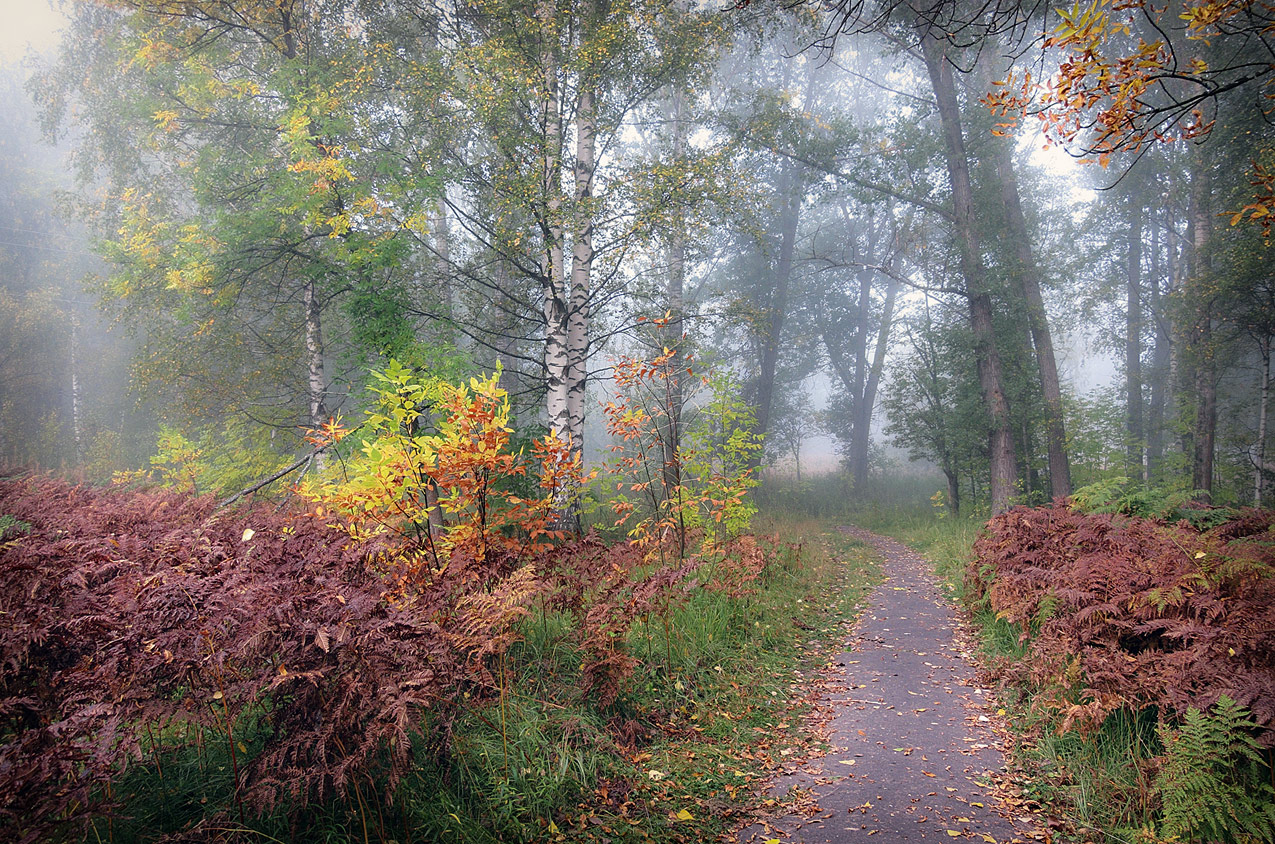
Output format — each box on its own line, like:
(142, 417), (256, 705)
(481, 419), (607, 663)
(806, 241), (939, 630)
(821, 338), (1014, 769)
(549, 820), (560, 834)
(242, 528), (255, 542)
(947, 831), (962, 838)
(676, 809), (694, 821)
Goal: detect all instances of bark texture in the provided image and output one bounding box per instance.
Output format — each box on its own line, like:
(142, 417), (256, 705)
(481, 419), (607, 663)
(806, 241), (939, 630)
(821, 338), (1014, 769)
(922, 33), (1018, 513)
(989, 130), (1071, 500)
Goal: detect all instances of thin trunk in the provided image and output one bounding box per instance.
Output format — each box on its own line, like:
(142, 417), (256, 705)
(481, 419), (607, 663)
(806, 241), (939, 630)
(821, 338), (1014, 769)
(1256, 338), (1271, 507)
(70, 312), (84, 465)
(851, 278), (900, 487)
(755, 61), (815, 453)
(566, 74), (596, 463)
(304, 280), (327, 474)
(433, 196), (455, 323)
(1147, 209), (1170, 480)
(922, 33), (1018, 513)
(661, 86), (687, 508)
(989, 122), (1071, 499)
(539, 3), (569, 445)
(754, 161), (798, 446)
(1126, 197), (1145, 476)
(1189, 158), (1215, 499)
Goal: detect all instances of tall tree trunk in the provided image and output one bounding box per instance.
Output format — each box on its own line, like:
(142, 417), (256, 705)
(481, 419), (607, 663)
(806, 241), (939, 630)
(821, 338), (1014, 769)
(850, 277), (900, 487)
(1256, 337), (1271, 507)
(433, 196), (455, 324)
(539, 3), (569, 447)
(922, 33), (1019, 513)
(755, 60), (818, 456)
(944, 466), (961, 518)
(1189, 158), (1215, 499)
(1126, 195), (1145, 476)
(754, 161), (799, 448)
(990, 134), (1071, 500)
(847, 260), (872, 483)
(70, 311), (84, 465)
(1147, 208), (1171, 480)
(304, 280), (327, 473)
(661, 85), (687, 514)
(566, 73), (596, 464)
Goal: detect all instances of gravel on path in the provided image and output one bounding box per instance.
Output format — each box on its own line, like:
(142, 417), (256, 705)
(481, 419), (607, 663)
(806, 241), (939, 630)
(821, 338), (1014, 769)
(738, 526), (1040, 844)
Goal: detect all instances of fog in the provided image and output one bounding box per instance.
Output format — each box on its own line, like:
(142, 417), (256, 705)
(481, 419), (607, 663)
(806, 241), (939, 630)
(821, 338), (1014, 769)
(1, 0), (1268, 514)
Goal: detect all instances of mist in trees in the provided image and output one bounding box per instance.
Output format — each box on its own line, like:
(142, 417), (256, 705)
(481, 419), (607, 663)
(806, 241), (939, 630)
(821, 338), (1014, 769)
(2, 0), (1273, 516)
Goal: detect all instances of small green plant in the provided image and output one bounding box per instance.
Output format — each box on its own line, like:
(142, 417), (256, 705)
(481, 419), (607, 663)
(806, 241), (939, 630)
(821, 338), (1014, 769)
(0, 514), (31, 541)
(1156, 695), (1275, 844)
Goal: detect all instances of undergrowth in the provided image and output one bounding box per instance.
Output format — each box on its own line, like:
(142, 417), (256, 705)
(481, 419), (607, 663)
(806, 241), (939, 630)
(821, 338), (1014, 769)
(0, 473), (877, 843)
(847, 485), (1275, 844)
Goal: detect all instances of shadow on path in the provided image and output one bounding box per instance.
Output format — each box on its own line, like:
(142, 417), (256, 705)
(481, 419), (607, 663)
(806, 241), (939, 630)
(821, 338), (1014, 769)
(738, 527), (1040, 843)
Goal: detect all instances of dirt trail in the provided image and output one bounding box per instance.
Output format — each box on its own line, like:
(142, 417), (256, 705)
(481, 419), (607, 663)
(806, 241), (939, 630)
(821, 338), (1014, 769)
(738, 527), (1037, 843)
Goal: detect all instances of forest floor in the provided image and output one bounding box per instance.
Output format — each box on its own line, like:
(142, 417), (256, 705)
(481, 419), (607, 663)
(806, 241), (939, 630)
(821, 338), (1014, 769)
(735, 527), (1048, 844)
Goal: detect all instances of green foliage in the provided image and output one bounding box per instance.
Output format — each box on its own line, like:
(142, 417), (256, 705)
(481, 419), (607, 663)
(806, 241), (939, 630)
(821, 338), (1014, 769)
(683, 369), (764, 540)
(119, 420), (293, 497)
(0, 514), (31, 541)
(1023, 707), (1164, 839)
(1069, 477), (1238, 528)
(1157, 696), (1275, 844)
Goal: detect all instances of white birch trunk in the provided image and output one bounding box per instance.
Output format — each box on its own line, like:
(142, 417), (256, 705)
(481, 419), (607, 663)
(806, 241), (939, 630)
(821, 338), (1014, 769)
(566, 80), (596, 460)
(70, 312), (84, 465)
(540, 1), (569, 444)
(304, 280), (327, 474)
(433, 195), (454, 322)
(661, 86), (687, 512)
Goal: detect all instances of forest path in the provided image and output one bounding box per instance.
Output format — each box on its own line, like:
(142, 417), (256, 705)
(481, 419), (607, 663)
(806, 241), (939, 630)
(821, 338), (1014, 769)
(737, 527), (1039, 844)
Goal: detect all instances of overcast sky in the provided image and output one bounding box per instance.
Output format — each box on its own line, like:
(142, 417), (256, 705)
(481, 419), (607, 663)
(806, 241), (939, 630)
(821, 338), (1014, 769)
(1, 0), (65, 66)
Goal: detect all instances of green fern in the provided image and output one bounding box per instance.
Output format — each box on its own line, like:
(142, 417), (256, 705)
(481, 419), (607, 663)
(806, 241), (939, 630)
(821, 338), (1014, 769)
(1069, 477), (1132, 514)
(1156, 695), (1275, 844)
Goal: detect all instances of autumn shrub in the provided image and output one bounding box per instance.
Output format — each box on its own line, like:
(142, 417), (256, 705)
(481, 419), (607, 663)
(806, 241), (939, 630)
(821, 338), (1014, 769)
(971, 502), (1275, 740)
(970, 502), (1275, 840)
(0, 356), (806, 843)
(600, 344), (761, 554)
(0, 474), (536, 842)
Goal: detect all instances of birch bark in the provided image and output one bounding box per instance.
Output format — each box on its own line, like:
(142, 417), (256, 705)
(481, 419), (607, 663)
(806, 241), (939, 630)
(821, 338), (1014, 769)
(539, 1), (569, 446)
(566, 69), (596, 460)
(304, 280), (327, 473)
